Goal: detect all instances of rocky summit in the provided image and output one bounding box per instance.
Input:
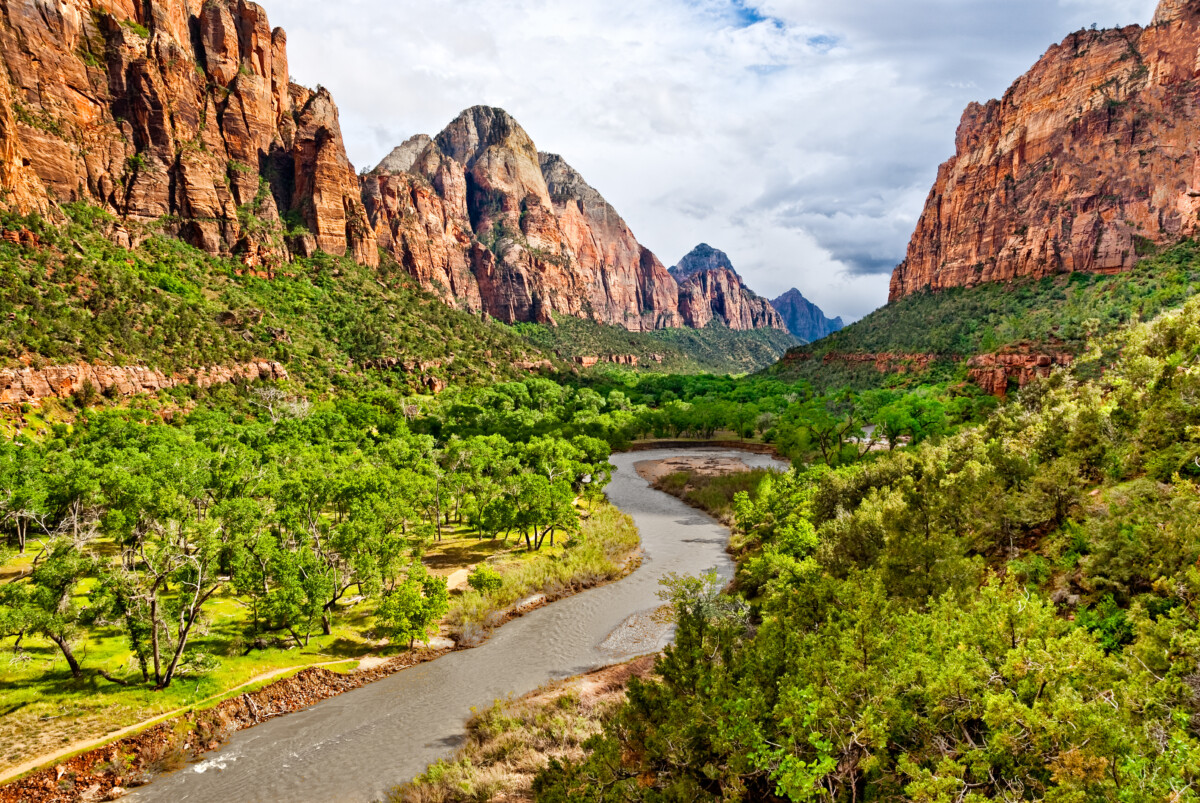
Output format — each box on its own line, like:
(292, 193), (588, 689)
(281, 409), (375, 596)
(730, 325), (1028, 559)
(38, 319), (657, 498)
(0, 0), (376, 268)
(363, 108), (785, 332)
(670, 244), (787, 332)
(0, 4), (796, 337)
(770, 288), (843, 343)
(890, 0), (1200, 301)
(362, 107), (686, 330)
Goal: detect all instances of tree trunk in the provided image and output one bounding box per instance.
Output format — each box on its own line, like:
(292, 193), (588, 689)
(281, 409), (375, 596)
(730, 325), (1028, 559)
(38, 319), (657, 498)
(50, 633), (82, 679)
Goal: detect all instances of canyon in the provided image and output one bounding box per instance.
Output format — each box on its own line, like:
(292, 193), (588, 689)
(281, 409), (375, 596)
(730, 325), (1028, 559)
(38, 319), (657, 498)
(890, 0), (1200, 301)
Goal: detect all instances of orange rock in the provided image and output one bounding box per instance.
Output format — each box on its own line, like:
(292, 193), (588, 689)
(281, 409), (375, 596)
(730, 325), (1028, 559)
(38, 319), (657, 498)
(0, 0), (374, 267)
(891, 1), (1200, 301)
(966, 352), (1074, 397)
(0, 361), (287, 407)
(364, 108), (785, 333)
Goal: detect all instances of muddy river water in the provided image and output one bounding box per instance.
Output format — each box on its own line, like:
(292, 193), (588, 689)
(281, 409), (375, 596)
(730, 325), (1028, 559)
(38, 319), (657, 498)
(130, 448), (787, 803)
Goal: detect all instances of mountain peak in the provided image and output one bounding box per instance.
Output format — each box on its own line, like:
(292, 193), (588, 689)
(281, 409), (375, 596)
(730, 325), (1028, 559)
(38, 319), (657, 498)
(435, 105), (536, 167)
(374, 134), (434, 174)
(770, 289), (843, 343)
(670, 244), (739, 281)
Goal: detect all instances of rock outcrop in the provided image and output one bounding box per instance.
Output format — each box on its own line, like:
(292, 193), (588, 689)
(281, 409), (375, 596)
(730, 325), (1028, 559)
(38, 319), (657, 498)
(0, 361), (287, 407)
(890, 0), (1200, 301)
(670, 245), (788, 331)
(770, 288), (844, 343)
(364, 107), (687, 330)
(967, 352), (1074, 397)
(0, 0), (375, 266)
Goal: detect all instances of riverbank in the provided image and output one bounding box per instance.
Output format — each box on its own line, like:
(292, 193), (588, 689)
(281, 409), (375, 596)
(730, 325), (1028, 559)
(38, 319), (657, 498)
(1, 505), (642, 801)
(635, 454), (783, 525)
(108, 449), (748, 803)
(622, 438), (784, 459)
(389, 655), (658, 803)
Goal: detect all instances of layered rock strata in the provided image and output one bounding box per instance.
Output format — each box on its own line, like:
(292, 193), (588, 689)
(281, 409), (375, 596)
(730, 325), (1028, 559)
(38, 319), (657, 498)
(364, 108), (789, 332)
(0, 0), (375, 265)
(0, 361), (287, 406)
(364, 107), (683, 330)
(890, 0), (1200, 301)
(967, 352), (1075, 397)
(671, 244), (788, 331)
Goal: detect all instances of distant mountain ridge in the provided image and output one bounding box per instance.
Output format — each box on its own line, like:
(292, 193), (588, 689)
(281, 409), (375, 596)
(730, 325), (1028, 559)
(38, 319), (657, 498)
(770, 289), (843, 343)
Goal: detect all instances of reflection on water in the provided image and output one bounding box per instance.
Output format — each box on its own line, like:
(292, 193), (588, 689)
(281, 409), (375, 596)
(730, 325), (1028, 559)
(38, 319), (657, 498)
(130, 449), (787, 803)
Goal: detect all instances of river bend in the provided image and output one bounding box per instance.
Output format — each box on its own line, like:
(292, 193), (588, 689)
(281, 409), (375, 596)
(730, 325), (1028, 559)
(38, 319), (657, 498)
(130, 449), (785, 803)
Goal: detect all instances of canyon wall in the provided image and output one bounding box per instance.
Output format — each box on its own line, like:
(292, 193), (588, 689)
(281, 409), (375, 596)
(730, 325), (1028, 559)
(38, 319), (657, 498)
(890, 0), (1200, 301)
(0, 0), (375, 266)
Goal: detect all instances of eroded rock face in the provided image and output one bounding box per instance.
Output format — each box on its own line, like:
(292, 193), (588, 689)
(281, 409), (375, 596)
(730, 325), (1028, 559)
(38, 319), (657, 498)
(967, 352), (1074, 397)
(0, 0), (375, 265)
(0, 361), (287, 407)
(365, 107), (693, 330)
(890, 0), (1200, 301)
(671, 245), (788, 331)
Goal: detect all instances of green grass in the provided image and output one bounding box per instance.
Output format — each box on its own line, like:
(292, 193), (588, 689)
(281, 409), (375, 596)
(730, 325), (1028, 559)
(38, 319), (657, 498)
(768, 241), (1200, 388)
(0, 504), (638, 773)
(510, 315), (799, 375)
(446, 502), (640, 644)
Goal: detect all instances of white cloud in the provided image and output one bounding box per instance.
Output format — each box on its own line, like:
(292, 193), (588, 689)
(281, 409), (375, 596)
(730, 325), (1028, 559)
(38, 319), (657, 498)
(269, 0), (1160, 322)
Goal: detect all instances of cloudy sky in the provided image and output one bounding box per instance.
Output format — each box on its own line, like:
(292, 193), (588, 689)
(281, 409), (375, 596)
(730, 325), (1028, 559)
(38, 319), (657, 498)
(271, 0), (1159, 322)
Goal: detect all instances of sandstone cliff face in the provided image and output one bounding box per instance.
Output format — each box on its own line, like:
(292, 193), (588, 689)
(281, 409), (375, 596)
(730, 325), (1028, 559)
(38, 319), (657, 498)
(890, 0), (1200, 301)
(770, 288), (844, 343)
(670, 244), (788, 331)
(967, 352), (1074, 397)
(0, 360), (286, 407)
(364, 106), (691, 330)
(0, 0), (375, 266)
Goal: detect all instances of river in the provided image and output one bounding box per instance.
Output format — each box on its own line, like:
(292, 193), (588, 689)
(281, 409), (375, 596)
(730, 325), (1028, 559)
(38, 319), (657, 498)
(129, 448), (787, 803)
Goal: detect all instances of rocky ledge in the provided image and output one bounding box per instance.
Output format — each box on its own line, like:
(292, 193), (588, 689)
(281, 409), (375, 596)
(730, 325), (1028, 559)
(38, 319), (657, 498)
(0, 361), (287, 407)
(967, 352), (1075, 397)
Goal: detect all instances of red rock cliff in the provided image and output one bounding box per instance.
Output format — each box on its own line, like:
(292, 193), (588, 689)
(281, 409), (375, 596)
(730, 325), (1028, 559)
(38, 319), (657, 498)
(890, 0), (1200, 301)
(364, 107), (689, 330)
(671, 244), (788, 331)
(0, 0), (375, 266)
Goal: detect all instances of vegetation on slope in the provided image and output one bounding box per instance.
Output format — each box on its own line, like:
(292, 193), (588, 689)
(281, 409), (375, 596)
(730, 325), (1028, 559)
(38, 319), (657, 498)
(770, 241), (1200, 388)
(511, 314), (799, 375)
(0, 205), (550, 390)
(536, 297), (1200, 802)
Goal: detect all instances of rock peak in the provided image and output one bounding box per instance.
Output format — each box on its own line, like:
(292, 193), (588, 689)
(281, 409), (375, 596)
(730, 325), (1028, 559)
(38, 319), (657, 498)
(770, 289), (844, 343)
(435, 105), (535, 166)
(671, 244), (739, 281)
(375, 134), (433, 174)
